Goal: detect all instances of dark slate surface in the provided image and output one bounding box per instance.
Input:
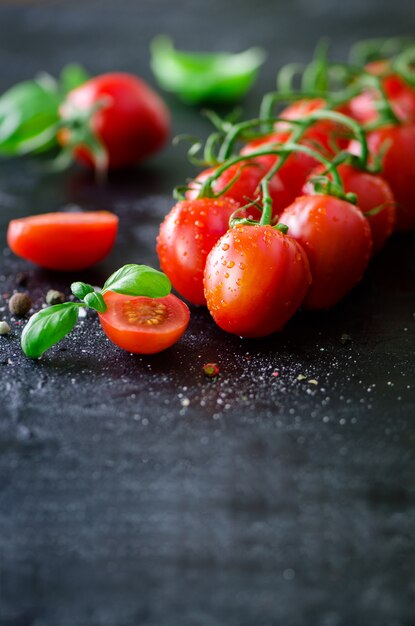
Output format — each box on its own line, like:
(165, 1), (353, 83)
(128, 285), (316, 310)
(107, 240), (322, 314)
(0, 1), (415, 625)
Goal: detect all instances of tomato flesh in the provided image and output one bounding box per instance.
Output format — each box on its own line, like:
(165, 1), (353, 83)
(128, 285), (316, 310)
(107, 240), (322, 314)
(157, 197), (240, 305)
(204, 225), (311, 338)
(99, 292), (190, 354)
(279, 195), (372, 310)
(59, 73), (170, 169)
(7, 211), (118, 271)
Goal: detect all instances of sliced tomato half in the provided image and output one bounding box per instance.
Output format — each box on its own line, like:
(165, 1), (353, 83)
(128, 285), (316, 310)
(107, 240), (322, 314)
(99, 292), (190, 354)
(7, 211), (118, 271)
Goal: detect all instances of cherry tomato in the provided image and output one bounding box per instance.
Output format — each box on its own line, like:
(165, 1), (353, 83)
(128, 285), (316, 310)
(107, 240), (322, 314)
(186, 158), (280, 210)
(241, 131), (317, 215)
(349, 124), (415, 232)
(348, 61), (415, 125)
(204, 225), (311, 338)
(157, 197), (240, 305)
(99, 292), (189, 354)
(303, 163), (396, 253)
(59, 73), (170, 170)
(279, 195), (372, 310)
(277, 98), (351, 155)
(7, 211), (118, 271)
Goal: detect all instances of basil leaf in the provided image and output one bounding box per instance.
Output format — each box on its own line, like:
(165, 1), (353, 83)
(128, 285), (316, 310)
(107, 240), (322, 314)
(150, 36), (266, 104)
(60, 64), (90, 94)
(0, 76), (61, 155)
(103, 264), (171, 298)
(21, 302), (80, 359)
(71, 281), (95, 299)
(83, 291), (106, 313)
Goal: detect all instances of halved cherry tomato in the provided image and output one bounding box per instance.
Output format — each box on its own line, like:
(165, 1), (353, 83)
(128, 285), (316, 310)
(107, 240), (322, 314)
(99, 292), (189, 354)
(349, 124), (415, 232)
(348, 60), (415, 125)
(279, 195), (372, 310)
(59, 73), (170, 170)
(7, 211), (118, 271)
(157, 197), (240, 305)
(303, 163), (396, 253)
(204, 225), (311, 338)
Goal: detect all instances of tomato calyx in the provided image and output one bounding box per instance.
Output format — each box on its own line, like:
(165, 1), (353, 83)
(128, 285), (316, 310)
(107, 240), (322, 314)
(58, 96), (111, 178)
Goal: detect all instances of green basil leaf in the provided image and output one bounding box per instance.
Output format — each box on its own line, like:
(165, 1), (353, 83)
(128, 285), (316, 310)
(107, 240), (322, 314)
(103, 264), (171, 298)
(150, 36), (266, 104)
(60, 64), (90, 94)
(83, 291), (106, 313)
(21, 302), (80, 359)
(71, 281), (95, 299)
(0, 76), (61, 155)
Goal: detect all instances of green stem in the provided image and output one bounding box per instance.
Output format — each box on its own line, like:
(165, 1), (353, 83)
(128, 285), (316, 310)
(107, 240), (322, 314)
(199, 143), (347, 223)
(259, 142), (346, 225)
(393, 47), (415, 88)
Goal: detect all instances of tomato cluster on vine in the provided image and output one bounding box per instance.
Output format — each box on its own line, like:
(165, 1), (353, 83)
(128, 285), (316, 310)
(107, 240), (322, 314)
(157, 40), (415, 339)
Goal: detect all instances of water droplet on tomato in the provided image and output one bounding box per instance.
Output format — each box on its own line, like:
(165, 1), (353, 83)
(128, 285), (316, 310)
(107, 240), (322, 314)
(222, 243), (230, 251)
(227, 261), (235, 268)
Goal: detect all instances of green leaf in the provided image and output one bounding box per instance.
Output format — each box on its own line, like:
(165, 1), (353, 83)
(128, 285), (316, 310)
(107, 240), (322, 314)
(71, 281), (95, 299)
(0, 76), (61, 155)
(103, 264), (171, 298)
(60, 64), (90, 94)
(83, 291), (106, 313)
(150, 36), (266, 104)
(21, 302), (80, 359)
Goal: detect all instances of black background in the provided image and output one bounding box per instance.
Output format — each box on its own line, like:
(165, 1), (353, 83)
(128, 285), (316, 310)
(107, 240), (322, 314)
(0, 1), (415, 625)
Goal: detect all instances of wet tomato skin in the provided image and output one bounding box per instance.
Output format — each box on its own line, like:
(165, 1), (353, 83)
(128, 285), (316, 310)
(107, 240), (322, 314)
(99, 292), (190, 354)
(59, 73), (170, 169)
(7, 211), (118, 271)
(279, 195), (372, 310)
(204, 225), (311, 338)
(303, 163), (396, 253)
(157, 197), (240, 306)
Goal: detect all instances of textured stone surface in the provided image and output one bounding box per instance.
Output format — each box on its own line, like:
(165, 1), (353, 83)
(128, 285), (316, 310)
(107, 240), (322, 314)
(0, 1), (415, 625)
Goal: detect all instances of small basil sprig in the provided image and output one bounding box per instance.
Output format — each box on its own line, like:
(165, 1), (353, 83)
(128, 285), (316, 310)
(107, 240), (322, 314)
(21, 264), (171, 359)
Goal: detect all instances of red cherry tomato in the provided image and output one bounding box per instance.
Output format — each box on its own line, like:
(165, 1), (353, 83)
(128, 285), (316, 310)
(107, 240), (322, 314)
(241, 131), (317, 215)
(279, 195), (372, 310)
(157, 197), (240, 306)
(204, 225), (311, 338)
(349, 124), (415, 232)
(186, 158), (281, 210)
(303, 163), (396, 253)
(277, 98), (351, 155)
(99, 292), (189, 354)
(7, 211), (118, 271)
(348, 61), (415, 125)
(59, 73), (170, 170)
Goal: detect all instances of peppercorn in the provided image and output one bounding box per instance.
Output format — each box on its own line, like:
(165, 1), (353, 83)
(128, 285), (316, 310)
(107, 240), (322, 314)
(0, 320), (11, 335)
(46, 289), (65, 306)
(8, 292), (32, 317)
